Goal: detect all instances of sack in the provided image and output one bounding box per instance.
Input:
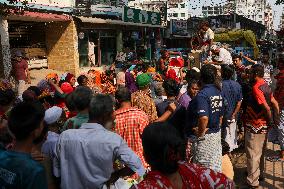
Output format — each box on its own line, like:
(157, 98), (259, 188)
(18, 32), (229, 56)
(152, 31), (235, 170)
(102, 178), (130, 189)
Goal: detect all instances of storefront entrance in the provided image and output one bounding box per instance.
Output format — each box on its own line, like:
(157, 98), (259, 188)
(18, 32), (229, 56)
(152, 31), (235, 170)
(78, 30), (117, 67)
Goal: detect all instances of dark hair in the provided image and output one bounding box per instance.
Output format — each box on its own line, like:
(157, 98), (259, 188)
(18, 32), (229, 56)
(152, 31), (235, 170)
(262, 51), (270, 56)
(142, 122), (186, 174)
(27, 86), (41, 97)
(187, 80), (199, 90)
(0, 126), (14, 148)
(0, 89), (15, 106)
(115, 87), (131, 103)
(251, 64), (264, 78)
(39, 95), (55, 108)
(142, 64), (149, 72)
(162, 79), (179, 97)
(8, 102), (45, 141)
(185, 69), (200, 83)
(77, 75), (88, 86)
(105, 70), (114, 77)
(221, 64), (235, 80)
(200, 21), (210, 28)
(72, 86), (93, 111)
(89, 94), (114, 121)
(232, 54), (242, 60)
(22, 90), (37, 103)
(200, 64), (217, 84)
(65, 93), (76, 112)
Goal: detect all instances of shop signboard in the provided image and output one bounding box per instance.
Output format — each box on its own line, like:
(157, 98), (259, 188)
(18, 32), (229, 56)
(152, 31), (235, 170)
(74, 0), (127, 17)
(123, 6), (161, 26)
(0, 0), (74, 12)
(90, 4), (123, 17)
(170, 19), (188, 36)
(20, 0), (74, 8)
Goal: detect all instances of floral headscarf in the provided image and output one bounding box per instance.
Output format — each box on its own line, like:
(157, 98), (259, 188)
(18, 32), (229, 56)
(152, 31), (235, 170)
(46, 73), (58, 80)
(0, 79), (12, 91)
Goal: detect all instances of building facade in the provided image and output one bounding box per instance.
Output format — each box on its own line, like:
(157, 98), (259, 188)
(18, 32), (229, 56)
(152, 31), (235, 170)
(0, 0), (77, 77)
(264, 4), (274, 34)
(202, 5), (225, 17)
(279, 9), (284, 30)
(225, 0), (267, 24)
(224, 0), (275, 34)
(0, 0), (162, 77)
(128, 0), (190, 21)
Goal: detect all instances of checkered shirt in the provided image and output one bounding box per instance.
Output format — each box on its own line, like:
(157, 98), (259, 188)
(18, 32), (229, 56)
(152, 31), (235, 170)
(114, 107), (149, 167)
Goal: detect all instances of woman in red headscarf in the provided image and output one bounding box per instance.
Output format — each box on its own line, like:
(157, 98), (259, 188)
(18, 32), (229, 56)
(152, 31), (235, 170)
(166, 68), (180, 83)
(49, 73), (76, 118)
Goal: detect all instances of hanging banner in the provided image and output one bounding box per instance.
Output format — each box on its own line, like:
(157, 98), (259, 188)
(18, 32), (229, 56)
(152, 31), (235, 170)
(123, 6), (161, 25)
(170, 19), (188, 36)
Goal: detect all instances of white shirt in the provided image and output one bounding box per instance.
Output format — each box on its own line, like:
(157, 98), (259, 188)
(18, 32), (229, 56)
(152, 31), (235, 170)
(258, 61), (274, 86)
(54, 123), (145, 189)
(203, 28), (214, 42)
(218, 48), (233, 65)
(41, 131), (59, 159)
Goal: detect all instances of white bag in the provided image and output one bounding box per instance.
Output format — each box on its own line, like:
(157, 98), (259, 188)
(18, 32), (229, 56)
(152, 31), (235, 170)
(102, 178), (130, 189)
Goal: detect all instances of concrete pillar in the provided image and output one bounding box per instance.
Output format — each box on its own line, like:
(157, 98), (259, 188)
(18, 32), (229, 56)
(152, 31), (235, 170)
(0, 16), (12, 79)
(116, 31), (123, 52)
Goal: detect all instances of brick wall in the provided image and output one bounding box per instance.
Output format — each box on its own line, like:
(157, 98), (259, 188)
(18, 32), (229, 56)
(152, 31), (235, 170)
(46, 20), (79, 75)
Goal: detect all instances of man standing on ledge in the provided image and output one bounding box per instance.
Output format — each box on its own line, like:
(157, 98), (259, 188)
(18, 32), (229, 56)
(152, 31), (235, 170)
(11, 50), (31, 97)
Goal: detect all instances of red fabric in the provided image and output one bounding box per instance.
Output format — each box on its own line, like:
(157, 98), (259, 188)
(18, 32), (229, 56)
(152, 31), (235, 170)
(12, 59), (28, 81)
(166, 69), (179, 83)
(202, 40), (211, 46)
(169, 57), (184, 67)
(114, 107), (149, 168)
(252, 79), (269, 105)
(136, 162), (234, 189)
(245, 79), (272, 134)
(60, 82), (74, 94)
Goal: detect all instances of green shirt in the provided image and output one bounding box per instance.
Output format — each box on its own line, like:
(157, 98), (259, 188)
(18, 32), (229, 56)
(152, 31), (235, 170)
(62, 113), (89, 131)
(0, 147), (48, 189)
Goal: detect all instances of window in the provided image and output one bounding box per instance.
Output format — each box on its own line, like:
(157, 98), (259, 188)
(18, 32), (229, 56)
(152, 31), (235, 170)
(259, 15), (262, 18)
(180, 4), (185, 8)
(169, 4), (178, 8)
(173, 13), (178, 17)
(181, 13), (186, 17)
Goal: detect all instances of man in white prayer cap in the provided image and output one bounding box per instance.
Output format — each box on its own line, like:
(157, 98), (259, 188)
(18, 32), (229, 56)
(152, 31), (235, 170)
(41, 106), (65, 159)
(210, 45), (233, 65)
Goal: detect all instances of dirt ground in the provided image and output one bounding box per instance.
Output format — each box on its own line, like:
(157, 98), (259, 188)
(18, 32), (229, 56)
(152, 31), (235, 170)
(233, 142), (284, 189)
(30, 68), (64, 86)
(29, 68), (284, 189)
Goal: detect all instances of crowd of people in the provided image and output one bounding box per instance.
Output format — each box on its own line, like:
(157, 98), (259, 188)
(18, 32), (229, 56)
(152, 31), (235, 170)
(1, 24), (284, 189)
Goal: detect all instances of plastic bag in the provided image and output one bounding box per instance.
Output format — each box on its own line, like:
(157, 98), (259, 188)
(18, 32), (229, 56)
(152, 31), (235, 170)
(102, 178), (130, 189)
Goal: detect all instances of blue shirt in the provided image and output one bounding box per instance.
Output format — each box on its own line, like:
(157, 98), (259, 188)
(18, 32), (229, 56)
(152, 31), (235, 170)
(221, 80), (243, 119)
(0, 147), (48, 189)
(54, 123), (145, 189)
(186, 84), (224, 136)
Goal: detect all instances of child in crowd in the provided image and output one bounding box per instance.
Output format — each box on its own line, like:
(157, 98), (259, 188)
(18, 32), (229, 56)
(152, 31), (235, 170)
(0, 102), (48, 189)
